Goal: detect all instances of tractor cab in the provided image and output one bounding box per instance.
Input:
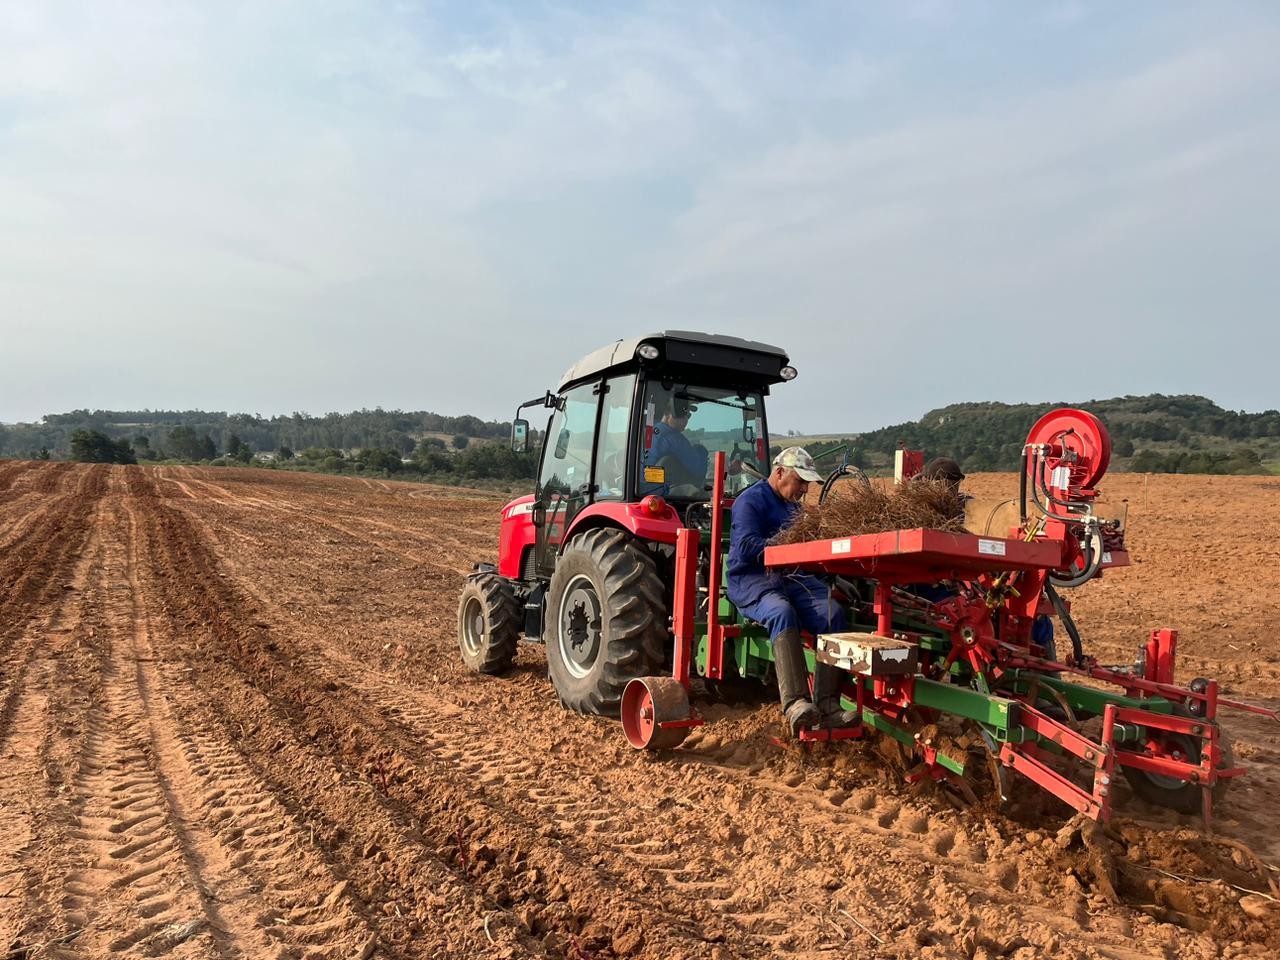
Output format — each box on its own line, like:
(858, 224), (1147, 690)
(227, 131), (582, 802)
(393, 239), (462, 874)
(506, 331), (793, 581)
(460, 331), (797, 714)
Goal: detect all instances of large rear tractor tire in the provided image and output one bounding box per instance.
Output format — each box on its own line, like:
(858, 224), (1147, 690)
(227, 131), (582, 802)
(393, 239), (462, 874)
(457, 573), (521, 674)
(545, 528), (667, 716)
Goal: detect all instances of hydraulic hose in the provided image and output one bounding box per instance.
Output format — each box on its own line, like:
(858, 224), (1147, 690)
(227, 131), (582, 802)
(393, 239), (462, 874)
(1048, 518), (1104, 589)
(819, 464), (871, 504)
(1045, 582), (1084, 666)
(1019, 451), (1029, 523)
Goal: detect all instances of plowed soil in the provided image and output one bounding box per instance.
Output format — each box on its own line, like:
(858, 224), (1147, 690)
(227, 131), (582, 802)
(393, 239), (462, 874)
(1, 461), (1276, 960)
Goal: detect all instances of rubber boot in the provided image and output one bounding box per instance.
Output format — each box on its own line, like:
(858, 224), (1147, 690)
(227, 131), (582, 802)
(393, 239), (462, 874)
(813, 661), (859, 729)
(773, 629), (818, 737)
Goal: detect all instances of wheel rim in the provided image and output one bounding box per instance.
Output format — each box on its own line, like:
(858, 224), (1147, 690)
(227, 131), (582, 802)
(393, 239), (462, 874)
(461, 595), (485, 657)
(557, 574), (602, 679)
(1143, 734), (1197, 790)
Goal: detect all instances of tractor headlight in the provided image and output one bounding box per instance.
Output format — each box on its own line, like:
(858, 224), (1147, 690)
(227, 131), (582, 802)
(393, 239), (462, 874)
(780, 365), (798, 380)
(636, 343), (660, 360)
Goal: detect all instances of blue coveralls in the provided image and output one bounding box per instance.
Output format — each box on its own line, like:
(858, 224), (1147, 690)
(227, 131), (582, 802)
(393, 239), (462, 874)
(641, 423), (708, 495)
(726, 479), (848, 639)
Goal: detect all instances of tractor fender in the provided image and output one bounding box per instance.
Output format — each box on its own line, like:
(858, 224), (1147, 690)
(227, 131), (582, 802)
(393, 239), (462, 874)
(563, 501), (681, 547)
(497, 495), (537, 580)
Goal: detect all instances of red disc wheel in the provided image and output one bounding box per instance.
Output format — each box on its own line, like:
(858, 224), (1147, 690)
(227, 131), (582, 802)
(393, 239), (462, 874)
(1025, 408), (1111, 490)
(621, 677), (692, 751)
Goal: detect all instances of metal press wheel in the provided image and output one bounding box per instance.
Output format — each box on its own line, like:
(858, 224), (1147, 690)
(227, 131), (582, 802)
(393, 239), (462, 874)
(621, 677), (692, 751)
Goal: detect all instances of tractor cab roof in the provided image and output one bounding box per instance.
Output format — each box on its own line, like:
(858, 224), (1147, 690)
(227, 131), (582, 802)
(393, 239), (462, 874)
(557, 330), (791, 393)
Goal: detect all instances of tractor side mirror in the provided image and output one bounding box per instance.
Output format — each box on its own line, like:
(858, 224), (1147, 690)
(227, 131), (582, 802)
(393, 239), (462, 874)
(742, 406), (756, 443)
(511, 419), (529, 454)
(554, 427), (571, 460)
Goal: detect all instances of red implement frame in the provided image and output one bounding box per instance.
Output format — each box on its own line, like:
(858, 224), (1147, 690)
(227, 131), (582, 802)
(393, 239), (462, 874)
(763, 527), (1264, 824)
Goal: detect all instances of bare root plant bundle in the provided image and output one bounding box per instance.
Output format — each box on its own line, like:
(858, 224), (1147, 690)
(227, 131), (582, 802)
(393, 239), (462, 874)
(772, 479), (967, 545)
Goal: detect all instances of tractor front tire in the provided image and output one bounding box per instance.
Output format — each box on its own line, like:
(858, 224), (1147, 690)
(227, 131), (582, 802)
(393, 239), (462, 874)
(457, 573), (521, 674)
(545, 528), (667, 716)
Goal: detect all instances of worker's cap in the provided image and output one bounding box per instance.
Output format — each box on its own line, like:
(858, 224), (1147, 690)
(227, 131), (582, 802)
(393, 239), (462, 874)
(773, 446), (822, 483)
(922, 457), (965, 485)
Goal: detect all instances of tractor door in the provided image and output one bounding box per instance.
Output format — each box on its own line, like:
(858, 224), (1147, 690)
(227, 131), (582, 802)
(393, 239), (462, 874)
(534, 380), (601, 577)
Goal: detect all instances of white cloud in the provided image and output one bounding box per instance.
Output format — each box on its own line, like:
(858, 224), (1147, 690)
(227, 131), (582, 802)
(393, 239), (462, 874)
(0, 2), (1277, 428)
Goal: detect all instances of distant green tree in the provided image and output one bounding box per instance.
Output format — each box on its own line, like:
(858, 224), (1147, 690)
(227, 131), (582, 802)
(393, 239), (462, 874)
(411, 447), (453, 473)
(227, 434), (253, 463)
(70, 429), (136, 464)
(1113, 437), (1135, 457)
(168, 426), (217, 461)
(277, 445), (295, 461)
(354, 448), (403, 474)
(36, 447), (50, 461)
(452, 435), (470, 450)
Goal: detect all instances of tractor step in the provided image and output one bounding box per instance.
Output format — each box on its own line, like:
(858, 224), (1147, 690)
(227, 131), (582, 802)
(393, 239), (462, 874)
(816, 632), (918, 676)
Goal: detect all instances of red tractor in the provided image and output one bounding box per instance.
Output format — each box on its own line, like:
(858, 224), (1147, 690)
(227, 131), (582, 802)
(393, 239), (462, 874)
(460, 333), (1278, 824)
(457, 330), (793, 715)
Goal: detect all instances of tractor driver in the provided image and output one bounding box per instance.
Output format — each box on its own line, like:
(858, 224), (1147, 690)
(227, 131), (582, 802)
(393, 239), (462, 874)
(726, 447), (856, 737)
(642, 396), (709, 494)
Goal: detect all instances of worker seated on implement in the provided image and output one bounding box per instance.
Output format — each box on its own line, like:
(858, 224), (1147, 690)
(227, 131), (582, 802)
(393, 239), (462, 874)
(641, 396), (709, 495)
(726, 447), (857, 737)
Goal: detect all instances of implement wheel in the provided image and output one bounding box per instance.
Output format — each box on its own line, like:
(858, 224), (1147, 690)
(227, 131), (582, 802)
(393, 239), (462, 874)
(944, 721), (1010, 808)
(545, 529), (666, 716)
(1121, 709), (1233, 814)
(622, 677), (692, 751)
(457, 573), (520, 674)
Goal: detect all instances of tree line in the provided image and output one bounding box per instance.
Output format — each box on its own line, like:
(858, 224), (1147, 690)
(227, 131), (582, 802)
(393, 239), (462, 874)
(0, 408), (511, 461)
(835, 394), (1278, 475)
(8, 394), (1276, 479)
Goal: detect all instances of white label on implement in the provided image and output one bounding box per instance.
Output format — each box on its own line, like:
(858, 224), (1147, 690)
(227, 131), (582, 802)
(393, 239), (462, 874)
(831, 538), (852, 555)
(881, 649), (909, 662)
(978, 539), (1007, 556)
(1102, 551), (1113, 563)
(1051, 465), (1072, 489)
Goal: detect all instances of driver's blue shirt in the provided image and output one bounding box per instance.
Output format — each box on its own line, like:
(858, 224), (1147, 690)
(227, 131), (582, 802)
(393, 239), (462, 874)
(642, 423), (708, 493)
(726, 478), (801, 608)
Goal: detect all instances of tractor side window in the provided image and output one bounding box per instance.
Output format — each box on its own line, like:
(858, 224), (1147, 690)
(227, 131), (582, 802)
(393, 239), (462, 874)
(538, 381), (599, 498)
(593, 374), (635, 501)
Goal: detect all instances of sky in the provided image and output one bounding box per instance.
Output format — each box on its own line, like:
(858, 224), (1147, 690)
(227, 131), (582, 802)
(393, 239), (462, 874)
(1, 1), (1277, 433)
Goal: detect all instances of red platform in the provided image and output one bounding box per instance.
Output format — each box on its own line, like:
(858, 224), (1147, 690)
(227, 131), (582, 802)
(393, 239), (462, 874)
(764, 528), (1065, 581)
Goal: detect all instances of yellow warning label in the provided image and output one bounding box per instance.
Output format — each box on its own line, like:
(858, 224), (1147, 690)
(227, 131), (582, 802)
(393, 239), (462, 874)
(644, 466), (666, 483)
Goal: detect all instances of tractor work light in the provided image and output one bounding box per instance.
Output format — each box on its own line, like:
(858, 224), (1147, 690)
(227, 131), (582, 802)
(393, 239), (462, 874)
(636, 343), (660, 360)
(780, 365), (798, 380)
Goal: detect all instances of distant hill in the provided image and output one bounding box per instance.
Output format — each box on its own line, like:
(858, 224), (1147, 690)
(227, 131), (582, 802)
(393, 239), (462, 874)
(0, 408), (511, 461)
(786, 395), (1280, 476)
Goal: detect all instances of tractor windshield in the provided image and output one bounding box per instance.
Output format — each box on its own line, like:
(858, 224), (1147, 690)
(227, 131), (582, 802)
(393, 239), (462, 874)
(638, 382), (769, 498)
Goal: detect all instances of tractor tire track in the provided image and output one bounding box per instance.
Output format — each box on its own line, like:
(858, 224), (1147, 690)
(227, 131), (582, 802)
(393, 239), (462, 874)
(127, 469), (742, 959)
(0, 487), (107, 958)
(133, 474), (1110, 958)
(0, 465), (108, 744)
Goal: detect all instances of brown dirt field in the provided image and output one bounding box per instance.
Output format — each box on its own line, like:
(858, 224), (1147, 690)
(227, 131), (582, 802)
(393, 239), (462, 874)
(0, 461), (1276, 960)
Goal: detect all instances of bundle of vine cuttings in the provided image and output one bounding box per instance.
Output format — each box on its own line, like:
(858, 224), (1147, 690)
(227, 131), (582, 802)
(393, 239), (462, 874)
(771, 478), (967, 545)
